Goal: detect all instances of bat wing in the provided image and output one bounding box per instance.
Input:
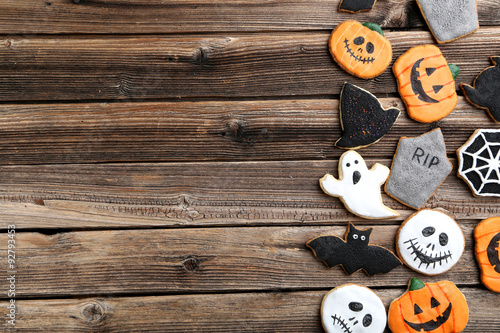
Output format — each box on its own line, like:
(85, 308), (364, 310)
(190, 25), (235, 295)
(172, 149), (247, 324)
(361, 245), (402, 276)
(306, 236), (347, 268)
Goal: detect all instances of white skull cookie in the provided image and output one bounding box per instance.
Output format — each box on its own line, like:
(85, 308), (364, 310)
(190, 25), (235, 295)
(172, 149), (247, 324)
(321, 284), (387, 333)
(396, 209), (465, 275)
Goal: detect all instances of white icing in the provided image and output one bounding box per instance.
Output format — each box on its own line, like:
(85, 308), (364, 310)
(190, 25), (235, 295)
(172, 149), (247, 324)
(320, 150), (399, 219)
(397, 209), (464, 275)
(321, 284), (386, 333)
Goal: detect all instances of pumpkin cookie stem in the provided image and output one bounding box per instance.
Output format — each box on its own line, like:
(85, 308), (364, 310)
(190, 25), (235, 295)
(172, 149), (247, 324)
(409, 277), (425, 291)
(448, 64), (460, 79)
(363, 22), (384, 36)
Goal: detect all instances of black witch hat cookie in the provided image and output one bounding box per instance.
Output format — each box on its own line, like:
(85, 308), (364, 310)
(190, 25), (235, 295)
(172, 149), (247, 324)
(307, 222), (402, 276)
(460, 56), (500, 122)
(336, 83), (400, 149)
(457, 129), (500, 197)
(339, 0), (377, 13)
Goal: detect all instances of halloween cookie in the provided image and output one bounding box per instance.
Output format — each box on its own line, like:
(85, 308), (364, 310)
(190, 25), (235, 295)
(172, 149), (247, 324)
(339, 0), (376, 13)
(393, 45), (459, 123)
(388, 278), (469, 333)
(321, 284), (386, 333)
(460, 56), (500, 122)
(320, 150), (399, 219)
(457, 129), (500, 197)
(385, 129), (453, 209)
(396, 209), (465, 276)
(307, 222), (402, 276)
(416, 0), (479, 44)
(329, 21), (392, 79)
(336, 83), (400, 149)
(475, 217), (500, 293)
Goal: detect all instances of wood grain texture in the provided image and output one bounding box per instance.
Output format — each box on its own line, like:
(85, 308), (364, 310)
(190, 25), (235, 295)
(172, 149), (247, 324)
(1, 287), (498, 332)
(0, 28), (498, 101)
(0, 158), (498, 229)
(0, 224), (479, 297)
(0, 0), (498, 34)
(0, 97), (493, 165)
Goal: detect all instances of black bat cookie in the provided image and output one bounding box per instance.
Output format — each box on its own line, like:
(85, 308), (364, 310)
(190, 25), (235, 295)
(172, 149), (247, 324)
(306, 222), (402, 276)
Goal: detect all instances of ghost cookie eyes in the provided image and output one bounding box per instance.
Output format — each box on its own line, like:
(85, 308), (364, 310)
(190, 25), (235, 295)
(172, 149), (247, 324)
(396, 209), (465, 275)
(321, 284), (387, 333)
(329, 21), (392, 79)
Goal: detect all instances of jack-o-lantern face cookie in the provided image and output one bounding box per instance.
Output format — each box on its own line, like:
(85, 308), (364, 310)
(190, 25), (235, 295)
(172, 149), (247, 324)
(474, 217), (500, 293)
(397, 209), (465, 275)
(393, 45), (459, 123)
(388, 278), (469, 333)
(329, 21), (392, 79)
(321, 284), (387, 333)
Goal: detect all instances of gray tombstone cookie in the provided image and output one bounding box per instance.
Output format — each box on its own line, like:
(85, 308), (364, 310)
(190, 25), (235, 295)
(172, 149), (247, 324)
(416, 0), (479, 43)
(385, 129), (452, 209)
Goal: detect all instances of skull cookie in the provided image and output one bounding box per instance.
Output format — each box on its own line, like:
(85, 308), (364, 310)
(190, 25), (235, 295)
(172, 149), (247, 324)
(396, 209), (465, 275)
(321, 284), (387, 333)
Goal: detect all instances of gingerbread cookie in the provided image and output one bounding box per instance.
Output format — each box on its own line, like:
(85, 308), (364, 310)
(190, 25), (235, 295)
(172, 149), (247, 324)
(320, 150), (399, 219)
(339, 0), (377, 13)
(393, 45), (459, 123)
(307, 222), (402, 276)
(336, 83), (400, 149)
(475, 217), (500, 293)
(388, 278), (469, 333)
(396, 209), (465, 276)
(416, 0), (479, 44)
(460, 56), (500, 122)
(321, 284), (386, 333)
(329, 21), (392, 79)
(385, 129), (453, 209)
(457, 129), (500, 197)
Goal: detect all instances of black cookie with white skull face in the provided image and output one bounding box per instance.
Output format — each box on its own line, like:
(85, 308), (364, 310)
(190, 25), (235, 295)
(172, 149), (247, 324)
(396, 209), (465, 275)
(321, 284), (386, 333)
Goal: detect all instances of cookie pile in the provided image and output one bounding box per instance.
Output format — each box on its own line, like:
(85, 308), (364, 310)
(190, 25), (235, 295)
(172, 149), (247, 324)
(306, 1), (500, 332)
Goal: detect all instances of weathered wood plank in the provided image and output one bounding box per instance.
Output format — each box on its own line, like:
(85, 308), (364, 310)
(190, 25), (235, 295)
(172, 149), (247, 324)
(0, 158), (498, 229)
(0, 0), (498, 34)
(0, 288), (497, 332)
(0, 28), (498, 101)
(0, 97), (494, 165)
(0, 224), (479, 297)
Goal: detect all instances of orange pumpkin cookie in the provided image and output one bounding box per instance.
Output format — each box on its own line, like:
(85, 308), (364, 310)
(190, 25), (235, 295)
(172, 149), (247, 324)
(474, 217), (500, 293)
(393, 45), (459, 123)
(388, 278), (469, 333)
(329, 21), (392, 79)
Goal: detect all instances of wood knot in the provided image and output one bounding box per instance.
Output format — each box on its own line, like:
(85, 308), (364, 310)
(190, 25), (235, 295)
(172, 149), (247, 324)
(192, 47), (210, 66)
(81, 301), (107, 323)
(182, 255), (201, 272)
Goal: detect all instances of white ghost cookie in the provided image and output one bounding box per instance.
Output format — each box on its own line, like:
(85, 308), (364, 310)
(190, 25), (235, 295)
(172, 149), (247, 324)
(396, 209), (465, 275)
(320, 150), (399, 219)
(321, 284), (387, 333)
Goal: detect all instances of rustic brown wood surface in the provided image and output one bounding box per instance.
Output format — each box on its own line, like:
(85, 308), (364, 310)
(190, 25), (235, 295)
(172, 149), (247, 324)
(0, 0), (499, 332)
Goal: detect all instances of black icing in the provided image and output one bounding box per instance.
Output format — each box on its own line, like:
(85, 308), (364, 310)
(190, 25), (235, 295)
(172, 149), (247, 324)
(404, 238), (452, 268)
(339, 0), (376, 12)
(349, 302), (363, 312)
(343, 39), (375, 64)
(352, 170), (361, 185)
(462, 57), (500, 122)
(306, 223), (402, 275)
(336, 83), (400, 148)
(404, 303), (452, 332)
(487, 232), (500, 273)
(411, 58), (439, 104)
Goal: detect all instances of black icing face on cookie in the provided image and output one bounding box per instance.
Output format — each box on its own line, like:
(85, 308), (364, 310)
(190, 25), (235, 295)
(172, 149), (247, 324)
(321, 285), (387, 333)
(340, 150), (366, 186)
(397, 210), (464, 275)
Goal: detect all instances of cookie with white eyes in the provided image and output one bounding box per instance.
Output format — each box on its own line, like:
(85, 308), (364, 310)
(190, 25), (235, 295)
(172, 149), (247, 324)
(321, 284), (387, 333)
(396, 209), (465, 275)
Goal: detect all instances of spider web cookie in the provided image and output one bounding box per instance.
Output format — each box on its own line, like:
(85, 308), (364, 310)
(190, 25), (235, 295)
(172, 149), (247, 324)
(457, 129), (500, 197)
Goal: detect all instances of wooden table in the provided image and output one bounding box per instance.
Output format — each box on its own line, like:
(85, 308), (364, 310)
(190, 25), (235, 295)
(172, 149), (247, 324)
(0, 0), (499, 331)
